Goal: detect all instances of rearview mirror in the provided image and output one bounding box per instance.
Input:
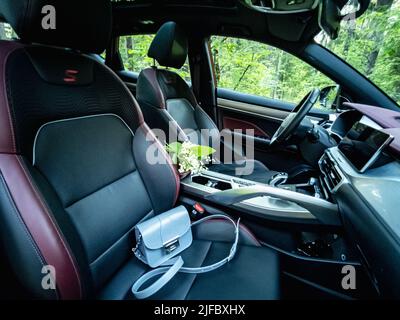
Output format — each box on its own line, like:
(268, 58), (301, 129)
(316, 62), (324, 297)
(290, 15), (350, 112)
(318, 0), (342, 39)
(318, 0), (365, 39)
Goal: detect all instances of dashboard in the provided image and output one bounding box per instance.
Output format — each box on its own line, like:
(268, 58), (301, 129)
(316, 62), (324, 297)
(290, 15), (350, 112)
(323, 108), (400, 235)
(320, 106), (400, 296)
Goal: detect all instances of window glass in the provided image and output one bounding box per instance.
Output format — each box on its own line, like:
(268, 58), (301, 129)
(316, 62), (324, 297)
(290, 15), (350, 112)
(315, 0), (400, 106)
(119, 35), (191, 81)
(210, 36), (335, 108)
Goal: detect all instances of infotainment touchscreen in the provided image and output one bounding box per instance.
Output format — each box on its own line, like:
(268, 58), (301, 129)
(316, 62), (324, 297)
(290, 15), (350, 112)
(338, 121), (393, 172)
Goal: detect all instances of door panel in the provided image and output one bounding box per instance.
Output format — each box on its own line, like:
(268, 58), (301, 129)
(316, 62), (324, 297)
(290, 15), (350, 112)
(217, 96), (290, 170)
(218, 97), (289, 139)
(218, 99), (326, 134)
(216, 89), (327, 173)
(217, 86), (329, 130)
(223, 116), (271, 138)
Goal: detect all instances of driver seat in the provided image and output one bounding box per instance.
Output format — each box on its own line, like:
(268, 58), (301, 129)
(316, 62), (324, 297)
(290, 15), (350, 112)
(136, 22), (279, 184)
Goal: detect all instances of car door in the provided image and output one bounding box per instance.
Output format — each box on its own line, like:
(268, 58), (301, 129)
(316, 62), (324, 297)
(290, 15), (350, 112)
(209, 36), (335, 171)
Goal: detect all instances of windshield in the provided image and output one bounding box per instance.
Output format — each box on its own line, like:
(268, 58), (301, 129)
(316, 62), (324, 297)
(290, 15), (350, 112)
(315, 0), (400, 106)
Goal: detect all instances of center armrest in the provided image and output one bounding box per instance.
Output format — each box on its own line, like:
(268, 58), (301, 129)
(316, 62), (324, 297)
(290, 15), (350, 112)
(205, 185), (340, 226)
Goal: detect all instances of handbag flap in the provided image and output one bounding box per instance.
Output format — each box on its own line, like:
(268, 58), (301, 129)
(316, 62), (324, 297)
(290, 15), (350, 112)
(137, 206), (191, 250)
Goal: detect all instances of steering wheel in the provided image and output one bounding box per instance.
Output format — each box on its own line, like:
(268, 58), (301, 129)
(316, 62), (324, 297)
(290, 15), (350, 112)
(270, 88), (320, 146)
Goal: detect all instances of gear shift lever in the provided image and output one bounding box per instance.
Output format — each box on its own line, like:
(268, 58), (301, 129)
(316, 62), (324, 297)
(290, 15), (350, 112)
(269, 172), (288, 187)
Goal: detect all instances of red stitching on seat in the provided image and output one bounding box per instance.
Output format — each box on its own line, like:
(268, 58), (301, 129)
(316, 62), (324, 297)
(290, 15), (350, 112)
(0, 154), (82, 299)
(139, 68), (166, 109)
(140, 123), (180, 206)
(0, 41), (22, 154)
(16, 156), (82, 299)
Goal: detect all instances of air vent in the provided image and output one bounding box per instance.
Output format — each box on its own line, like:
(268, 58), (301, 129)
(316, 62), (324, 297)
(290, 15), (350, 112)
(320, 155), (343, 192)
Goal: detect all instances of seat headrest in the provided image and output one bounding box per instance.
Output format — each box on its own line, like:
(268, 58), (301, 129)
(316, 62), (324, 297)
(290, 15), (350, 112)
(0, 0), (112, 54)
(148, 21), (188, 69)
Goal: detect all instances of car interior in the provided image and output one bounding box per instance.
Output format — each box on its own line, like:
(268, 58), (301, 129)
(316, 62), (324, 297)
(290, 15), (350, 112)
(0, 0), (399, 300)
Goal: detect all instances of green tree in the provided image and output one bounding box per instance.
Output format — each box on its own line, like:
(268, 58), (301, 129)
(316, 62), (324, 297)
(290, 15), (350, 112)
(116, 1), (400, 107)
(210, 36), (334, 107)
(322, 0), (400, 104)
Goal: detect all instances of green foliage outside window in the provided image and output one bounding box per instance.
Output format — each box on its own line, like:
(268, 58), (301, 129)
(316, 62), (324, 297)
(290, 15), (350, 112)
(317, 0), (400, 106)
(210, 36), (335, 107)
(118, 0), (400, 108)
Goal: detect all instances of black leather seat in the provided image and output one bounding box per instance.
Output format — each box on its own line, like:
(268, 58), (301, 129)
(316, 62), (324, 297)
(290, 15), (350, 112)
(0, 0), (279, 300)
(136, 22), (278, 184)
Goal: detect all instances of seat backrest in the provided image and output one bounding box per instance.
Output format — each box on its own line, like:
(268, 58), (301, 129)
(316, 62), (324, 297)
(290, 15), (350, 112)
(136, 22), (219, 146)
(0, 0), (179, 299)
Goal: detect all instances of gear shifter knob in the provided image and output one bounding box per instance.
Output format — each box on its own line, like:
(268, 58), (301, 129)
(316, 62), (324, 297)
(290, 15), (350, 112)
(269, 172), (288, 187)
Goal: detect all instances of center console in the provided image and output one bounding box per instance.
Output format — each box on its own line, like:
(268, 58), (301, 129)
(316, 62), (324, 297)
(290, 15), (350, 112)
(181, 168), (340, 226)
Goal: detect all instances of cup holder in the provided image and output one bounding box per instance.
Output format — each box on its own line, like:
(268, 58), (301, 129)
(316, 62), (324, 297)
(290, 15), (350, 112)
(192, 175), (232, 191)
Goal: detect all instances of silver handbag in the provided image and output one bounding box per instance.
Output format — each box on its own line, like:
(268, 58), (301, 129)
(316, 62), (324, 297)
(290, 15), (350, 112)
(133, 206), (193, 268)
(132, 205), (240, 299)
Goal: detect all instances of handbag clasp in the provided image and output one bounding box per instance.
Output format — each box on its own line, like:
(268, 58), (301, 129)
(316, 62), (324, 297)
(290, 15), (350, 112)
(164, 238), (180, 254)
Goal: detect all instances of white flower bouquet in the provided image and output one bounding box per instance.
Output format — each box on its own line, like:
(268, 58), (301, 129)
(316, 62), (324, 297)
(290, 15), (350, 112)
(166, 141), (216, 176)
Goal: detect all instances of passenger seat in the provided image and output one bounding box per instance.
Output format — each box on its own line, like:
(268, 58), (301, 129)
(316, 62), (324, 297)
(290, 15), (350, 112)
(136, 22), (279, 184)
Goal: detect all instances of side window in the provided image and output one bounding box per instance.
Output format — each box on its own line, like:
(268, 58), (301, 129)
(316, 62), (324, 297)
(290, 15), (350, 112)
(0, 23), (18, 40)
(210, 36), (335, 110)
(119, 35), (191, 81)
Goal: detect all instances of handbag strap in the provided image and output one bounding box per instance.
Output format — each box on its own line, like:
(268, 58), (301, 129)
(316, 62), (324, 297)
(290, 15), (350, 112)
(131, 257), (184, 300)
(131, 214), (240, 299)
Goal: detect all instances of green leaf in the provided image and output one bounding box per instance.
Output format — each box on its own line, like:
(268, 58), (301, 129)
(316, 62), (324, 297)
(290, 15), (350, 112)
(165, 142), (182, 155)
(190, 145), (216, 159)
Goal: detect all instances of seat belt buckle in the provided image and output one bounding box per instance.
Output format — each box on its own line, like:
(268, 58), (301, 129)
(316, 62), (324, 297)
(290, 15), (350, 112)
(191, 202), (205, 219)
